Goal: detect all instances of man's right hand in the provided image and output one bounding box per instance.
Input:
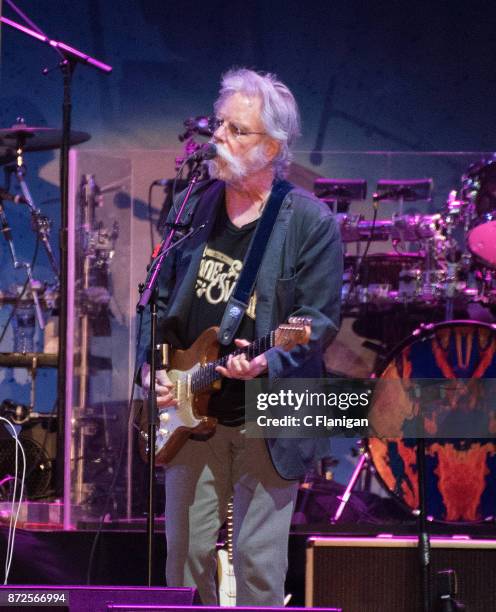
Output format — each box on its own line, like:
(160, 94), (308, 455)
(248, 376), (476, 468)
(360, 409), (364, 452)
(140, 363), (178, 408)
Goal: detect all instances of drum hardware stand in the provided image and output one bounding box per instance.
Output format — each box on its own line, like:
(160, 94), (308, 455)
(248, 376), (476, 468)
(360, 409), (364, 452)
(342, 191), (379, 307)
(74, 175), (96, 506)
(442, 200), (458, 320)
(3, 150), (60, 280)
(72, 174), (119, 507)
(330, 443), (371, 523)
(0, 397), (57, 427)
(444, 251), (460, 321)
(0, 196), (45, 332)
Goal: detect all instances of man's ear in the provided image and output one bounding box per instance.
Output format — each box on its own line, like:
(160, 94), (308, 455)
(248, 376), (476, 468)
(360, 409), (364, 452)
(265, 138), (281, 161)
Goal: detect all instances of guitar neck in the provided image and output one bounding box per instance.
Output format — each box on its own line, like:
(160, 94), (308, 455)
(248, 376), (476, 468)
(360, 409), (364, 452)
(191, 331), (274, 394)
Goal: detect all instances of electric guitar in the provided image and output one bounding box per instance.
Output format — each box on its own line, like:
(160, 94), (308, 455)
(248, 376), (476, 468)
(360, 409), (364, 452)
(217, 500), (236, 606)
(216, 499), (292, 607)
(139, 316), (312, 465)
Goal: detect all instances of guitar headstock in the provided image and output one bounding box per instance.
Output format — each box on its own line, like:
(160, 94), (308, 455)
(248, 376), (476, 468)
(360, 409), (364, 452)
(274, 317), (312, 351)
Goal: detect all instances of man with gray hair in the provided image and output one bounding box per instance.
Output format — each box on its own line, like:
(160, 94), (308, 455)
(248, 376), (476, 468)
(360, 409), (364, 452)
(139, 68), (342, 606)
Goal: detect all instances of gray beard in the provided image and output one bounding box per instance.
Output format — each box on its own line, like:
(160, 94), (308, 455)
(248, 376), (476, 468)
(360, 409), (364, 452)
(207, 143), (270, 184)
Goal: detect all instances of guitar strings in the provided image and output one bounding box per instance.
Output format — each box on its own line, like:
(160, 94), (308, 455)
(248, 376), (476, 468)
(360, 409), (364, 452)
(190, 332), (275, 393)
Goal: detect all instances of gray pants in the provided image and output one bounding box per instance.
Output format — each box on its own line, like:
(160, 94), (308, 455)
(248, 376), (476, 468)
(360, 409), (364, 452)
(164, 424), (299, 606)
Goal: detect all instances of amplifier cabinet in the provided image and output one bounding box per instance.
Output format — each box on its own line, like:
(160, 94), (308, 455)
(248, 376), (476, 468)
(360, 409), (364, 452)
(306, 536), (496, 612)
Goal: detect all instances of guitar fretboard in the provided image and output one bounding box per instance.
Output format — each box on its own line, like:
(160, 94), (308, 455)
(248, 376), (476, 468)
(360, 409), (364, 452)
(190, 331), (275, 394)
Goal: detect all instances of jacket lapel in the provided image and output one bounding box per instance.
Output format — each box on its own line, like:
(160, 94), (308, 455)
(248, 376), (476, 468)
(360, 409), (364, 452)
(165, 181), (225, 321)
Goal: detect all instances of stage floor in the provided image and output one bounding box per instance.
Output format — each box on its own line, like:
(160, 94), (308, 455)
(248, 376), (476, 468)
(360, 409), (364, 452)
(1, 520), (496, 608)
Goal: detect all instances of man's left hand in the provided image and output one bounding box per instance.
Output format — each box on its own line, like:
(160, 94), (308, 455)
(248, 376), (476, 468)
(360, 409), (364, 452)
(215, 338), (268, 380)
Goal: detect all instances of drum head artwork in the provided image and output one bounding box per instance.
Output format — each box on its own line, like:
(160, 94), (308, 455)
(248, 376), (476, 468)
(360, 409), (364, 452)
(368, 321), (496, 522)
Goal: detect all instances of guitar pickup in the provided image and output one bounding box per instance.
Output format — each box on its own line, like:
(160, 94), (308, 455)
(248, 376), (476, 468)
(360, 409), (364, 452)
(146, 343), (170, 369)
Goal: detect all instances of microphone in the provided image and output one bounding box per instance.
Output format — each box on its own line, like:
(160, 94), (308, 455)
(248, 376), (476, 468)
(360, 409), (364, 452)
(188, 143), (217, 162)
(179, 115), (213, 141)
(0, 187), (28, 205)
(152, 144), (218, 186)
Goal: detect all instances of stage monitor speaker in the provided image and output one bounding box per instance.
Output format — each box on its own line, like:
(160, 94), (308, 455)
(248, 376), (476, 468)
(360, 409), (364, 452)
(0, 585), (199, 612)
(306, 536), (496, 612)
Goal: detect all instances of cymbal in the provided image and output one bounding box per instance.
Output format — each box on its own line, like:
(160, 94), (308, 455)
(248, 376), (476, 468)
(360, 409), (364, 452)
(0, 352), (58, 368)
(0, 123), (91, 155)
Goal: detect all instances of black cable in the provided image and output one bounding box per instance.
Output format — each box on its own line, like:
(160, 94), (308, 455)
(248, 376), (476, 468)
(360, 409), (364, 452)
(171, 157), (190, 218)
(344, 205), (378, 306)
(148, 157), (188, 263)
(85, 312), (143, 584)
(147, 183), (157, 256)
(0, 235), (40, 346)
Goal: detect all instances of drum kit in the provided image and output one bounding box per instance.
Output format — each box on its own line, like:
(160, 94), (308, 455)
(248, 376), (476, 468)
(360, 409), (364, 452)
(317, 163), (496, 348)
(331, 167), (496, 314)
(318, 158), (496, 524)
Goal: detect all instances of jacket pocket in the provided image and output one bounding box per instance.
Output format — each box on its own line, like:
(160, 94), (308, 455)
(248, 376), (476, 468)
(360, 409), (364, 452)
(276, 274), (296, 321)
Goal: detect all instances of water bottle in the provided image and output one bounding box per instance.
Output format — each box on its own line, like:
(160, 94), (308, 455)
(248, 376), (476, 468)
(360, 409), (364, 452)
(12, 306), (36, 353)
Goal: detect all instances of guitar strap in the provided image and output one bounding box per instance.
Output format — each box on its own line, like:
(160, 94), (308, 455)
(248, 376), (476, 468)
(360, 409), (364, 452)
(217, 179), (294, 346)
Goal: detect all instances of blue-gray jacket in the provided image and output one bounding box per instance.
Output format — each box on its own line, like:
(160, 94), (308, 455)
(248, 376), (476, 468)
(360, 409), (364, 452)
(138, 179), (343, 479)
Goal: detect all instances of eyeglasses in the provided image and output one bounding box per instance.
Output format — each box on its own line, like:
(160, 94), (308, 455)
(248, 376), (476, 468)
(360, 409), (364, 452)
(209, 116), (266, 139)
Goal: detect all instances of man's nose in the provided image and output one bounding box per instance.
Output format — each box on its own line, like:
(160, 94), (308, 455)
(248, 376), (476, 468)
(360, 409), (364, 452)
(213, 122), (226, 142)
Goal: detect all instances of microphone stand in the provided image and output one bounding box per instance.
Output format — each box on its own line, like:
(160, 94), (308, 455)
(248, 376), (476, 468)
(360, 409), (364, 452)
(0, 10), (112, 509)
(417, 436), (432, 612)
(137, 164), (204, 587)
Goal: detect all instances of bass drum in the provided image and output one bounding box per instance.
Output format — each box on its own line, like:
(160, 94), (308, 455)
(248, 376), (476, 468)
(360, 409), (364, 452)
(367, 320), (496, 522)
(465, 154), (496, 268)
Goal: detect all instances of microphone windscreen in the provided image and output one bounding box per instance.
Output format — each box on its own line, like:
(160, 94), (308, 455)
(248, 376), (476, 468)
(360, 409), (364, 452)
(201, 143), (217, 160)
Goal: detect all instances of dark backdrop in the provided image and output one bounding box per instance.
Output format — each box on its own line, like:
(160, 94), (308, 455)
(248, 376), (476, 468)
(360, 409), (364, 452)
(2, 1), (495, 152)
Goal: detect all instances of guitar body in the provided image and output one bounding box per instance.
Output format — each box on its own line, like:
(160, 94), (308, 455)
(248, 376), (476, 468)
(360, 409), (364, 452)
(155, 327), (220, 465)
(138, 318), (311, 466)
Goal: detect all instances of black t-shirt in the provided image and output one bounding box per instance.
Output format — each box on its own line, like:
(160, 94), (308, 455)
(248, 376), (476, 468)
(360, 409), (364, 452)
(184, 202), (258, 426)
